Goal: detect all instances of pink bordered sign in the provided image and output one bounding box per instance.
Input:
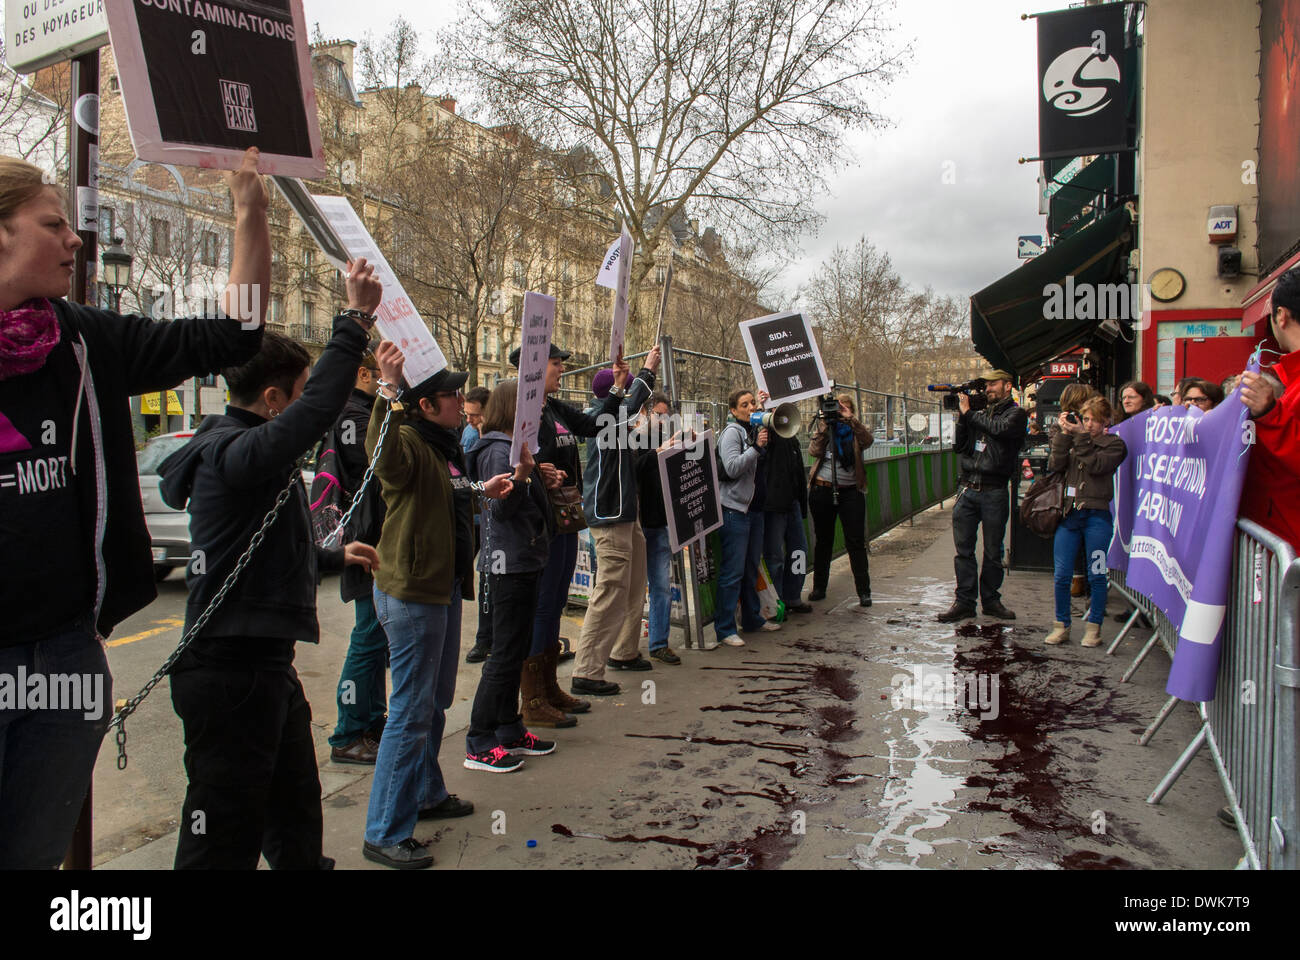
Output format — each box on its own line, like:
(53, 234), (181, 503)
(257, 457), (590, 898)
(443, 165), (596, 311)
(103, 0), (325, 177)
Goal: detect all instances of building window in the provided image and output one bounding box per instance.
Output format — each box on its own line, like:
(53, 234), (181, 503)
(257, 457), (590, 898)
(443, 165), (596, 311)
(150, 218), (170, 256)
(269, 295), (284, 324)
(512, 260), (527, 287)
(656, 265), (667, 285)
(98, 206), (115, 243)
(108, 75), (120, 93)
(511, 295), (522, 323)
(303, 248), (314, 270)
(200, 230), (220, 267)
(302, 301), (314, 329)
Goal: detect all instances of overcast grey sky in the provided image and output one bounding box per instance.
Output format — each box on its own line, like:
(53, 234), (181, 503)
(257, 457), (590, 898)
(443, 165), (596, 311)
(300, 0), (1047, 306)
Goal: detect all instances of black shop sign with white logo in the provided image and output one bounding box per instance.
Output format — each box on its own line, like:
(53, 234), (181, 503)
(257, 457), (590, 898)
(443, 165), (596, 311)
(656, 429), (723, 554)
(738, 311), (830, 406)
(1036, 3), (1130, 160)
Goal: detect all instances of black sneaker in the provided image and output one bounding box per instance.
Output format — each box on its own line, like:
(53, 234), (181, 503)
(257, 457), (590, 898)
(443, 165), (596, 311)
(937, 602), (976, 623)
(808, 589), (827, 601)
(607, 655), (653, 671)
(858, 594), (872, 608)
(363, 838), (434, 870)
(465, 644), (490, 664)
(418, 794), (474, 820)
(463, 746), (525, 773)
(649, 647), (681, 665)
(571, 676), (620, 696)
(787, 602), (814, 615)
(983, 601), (1017, 620)
(557, 637), (576, 663)
(503, 731), (556, 756)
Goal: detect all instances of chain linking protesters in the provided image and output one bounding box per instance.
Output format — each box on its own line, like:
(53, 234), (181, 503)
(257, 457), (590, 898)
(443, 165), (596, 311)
(157, 262), (383, 869)
(0, 148), (268, 869)
(937, 369), (1027, 624)
(361, 343), (512, 869)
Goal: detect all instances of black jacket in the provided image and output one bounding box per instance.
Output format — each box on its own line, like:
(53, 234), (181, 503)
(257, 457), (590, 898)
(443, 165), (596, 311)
(468, 431), (555, 573)
(582, 368), (655, 526)
(158, 316), (368, 653)
(764, 432), (809, 516)
(331, 387), (386, 603)
(956, 396), (1029, 483)
(0, 299), (262, 646)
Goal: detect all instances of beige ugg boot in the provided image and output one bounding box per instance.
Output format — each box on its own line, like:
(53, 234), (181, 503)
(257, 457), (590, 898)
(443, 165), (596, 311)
(1081, 622), (1103, 647)
(1044, 621), (1070, 645)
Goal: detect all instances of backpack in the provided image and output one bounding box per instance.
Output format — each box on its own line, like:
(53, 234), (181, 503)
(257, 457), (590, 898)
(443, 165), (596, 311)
(1018, 471), (1065, 538)
(309, 436), (352, 546)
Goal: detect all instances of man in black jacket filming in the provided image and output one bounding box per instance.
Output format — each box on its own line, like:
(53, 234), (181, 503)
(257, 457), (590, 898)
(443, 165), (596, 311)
(938, 369), (1027, 623)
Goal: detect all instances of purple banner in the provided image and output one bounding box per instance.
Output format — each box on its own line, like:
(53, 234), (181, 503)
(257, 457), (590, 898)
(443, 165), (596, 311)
(1108, 379), (1255, 702)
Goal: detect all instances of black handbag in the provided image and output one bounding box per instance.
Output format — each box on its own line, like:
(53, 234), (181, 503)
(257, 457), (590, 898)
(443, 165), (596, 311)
(1019, 472), (1065, 538)
(549, 483), (588, 534)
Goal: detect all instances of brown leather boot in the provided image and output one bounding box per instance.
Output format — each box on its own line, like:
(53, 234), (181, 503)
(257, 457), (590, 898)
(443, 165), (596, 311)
(543, 641), (590, 714)
(521, 655), (577, 728)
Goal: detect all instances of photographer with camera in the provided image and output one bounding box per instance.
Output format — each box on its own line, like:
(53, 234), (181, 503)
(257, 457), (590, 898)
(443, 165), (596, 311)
(807, 393), (874, 607)
(937, 369), (1027, 624)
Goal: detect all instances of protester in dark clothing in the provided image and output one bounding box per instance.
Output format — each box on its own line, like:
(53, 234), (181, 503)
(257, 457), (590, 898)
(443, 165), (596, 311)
(512, 343), (629, 705)
(158, 262), (383, 870)
(327, 354), (390, 765)
(1044, 397), (1127, 647)
(465, 380), (561, 772)
(634, 393), (680, 664)
(938, 369), (1028, 624)
(807, 394), (874, 607)
(361, 342), (512, 869)
(758, 391), (811, 615)
(0, 149), (268, 869)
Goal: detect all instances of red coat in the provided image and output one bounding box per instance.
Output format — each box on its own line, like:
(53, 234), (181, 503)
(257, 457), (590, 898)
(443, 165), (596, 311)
(1242, 349), (1300, 550)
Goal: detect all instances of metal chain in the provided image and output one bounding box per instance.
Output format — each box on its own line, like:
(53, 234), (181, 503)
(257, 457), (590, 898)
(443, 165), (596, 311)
(108, 471), (300, 769)
(320, 402), (394, 548)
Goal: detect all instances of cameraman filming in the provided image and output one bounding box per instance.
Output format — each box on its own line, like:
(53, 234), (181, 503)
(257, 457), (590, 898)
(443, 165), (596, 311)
(937, 369), (1027, 624)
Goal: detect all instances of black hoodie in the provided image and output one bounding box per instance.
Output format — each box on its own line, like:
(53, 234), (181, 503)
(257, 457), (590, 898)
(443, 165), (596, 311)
(158, 316), (368, 667)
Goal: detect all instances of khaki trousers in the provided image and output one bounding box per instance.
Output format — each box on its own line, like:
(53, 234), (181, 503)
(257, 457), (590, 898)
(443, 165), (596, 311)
(574, 520), (647, 681)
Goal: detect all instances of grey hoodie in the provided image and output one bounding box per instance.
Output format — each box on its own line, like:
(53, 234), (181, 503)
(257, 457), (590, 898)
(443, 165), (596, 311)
(467, 430), (555, 573)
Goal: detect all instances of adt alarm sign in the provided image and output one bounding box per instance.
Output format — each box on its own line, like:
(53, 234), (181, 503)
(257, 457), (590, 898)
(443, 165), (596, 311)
(4, 0), (109, 74)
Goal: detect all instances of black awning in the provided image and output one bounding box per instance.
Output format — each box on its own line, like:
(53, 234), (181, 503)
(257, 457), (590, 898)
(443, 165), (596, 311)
(969, 206), (1132, 383)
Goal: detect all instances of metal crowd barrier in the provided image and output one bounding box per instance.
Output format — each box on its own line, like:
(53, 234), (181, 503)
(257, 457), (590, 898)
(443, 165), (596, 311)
(1109, 520), (1300, 869)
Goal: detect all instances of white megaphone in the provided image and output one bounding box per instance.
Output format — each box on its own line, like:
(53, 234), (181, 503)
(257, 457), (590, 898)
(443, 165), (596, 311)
(749, 401), (801, 439)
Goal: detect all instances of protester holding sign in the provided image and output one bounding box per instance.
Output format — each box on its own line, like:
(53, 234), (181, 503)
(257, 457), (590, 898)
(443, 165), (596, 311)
(634, 393), (680, 665)
(158, 260), (383, 869)
(807, 394), (874, 608)
(1043, 397), (1127, 647)
(572, 346), (661, 692)
(0, 148), (269, 869)
(1240, 267), (1300, 551)
(465, 381), (560, 771)
(361, 342), (512, 869)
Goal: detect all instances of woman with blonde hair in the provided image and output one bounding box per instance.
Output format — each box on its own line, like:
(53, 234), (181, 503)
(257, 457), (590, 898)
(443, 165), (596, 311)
(0, 149), (271, 868)
(1044, 396), (1128, 647)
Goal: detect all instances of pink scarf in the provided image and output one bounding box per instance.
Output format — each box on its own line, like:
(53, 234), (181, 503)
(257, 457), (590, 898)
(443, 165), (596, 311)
(0, 298), (60, 380)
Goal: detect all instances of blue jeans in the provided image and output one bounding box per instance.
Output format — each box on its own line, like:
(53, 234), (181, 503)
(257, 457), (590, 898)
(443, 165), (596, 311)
(1053, 509), (1113, 625)
(531, 532), (579, 657)
(366, 585), (461, 847)
(0, 621), (110, 868)
(644, 526), (672, 651)
(764, 501), (809, 607)
(329, 595), (389, 747)
(715, 508), (767, 640)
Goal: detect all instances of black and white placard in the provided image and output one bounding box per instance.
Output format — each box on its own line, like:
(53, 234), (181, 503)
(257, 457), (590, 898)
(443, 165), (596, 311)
(655, 429), (723, 553)
(103, 0), (324, 176)
(738, 311), (830, 406)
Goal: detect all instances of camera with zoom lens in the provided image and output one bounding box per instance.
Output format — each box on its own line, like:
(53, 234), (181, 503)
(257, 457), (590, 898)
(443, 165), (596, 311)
(818, 393), (841, 421)
(927, 378), (988, 412)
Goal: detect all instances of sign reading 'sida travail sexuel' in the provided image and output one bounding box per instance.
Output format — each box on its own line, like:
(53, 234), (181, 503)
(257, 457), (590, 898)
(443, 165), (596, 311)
(656, 429), (722, 553)
(103, 0), (325, 177)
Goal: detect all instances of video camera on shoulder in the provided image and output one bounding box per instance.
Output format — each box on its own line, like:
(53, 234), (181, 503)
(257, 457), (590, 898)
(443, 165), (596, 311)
(927, 378), (988, 412)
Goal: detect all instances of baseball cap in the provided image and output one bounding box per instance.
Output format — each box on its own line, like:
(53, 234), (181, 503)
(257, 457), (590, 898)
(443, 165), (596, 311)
(508, 343), (572, 368)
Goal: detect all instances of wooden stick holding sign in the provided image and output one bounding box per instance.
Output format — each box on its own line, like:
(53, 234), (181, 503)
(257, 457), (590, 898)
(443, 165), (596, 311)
(656, 429), (723, 553)
(654, 261), (674, 345)
(103, 0), (325, 176)
(511, 291), (556, 466)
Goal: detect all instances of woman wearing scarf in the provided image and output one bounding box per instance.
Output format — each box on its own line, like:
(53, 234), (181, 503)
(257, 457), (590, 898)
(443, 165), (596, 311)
(0, 149), (269, 868)
(362, 342), (513, 869)
(807, 395), (875, 607)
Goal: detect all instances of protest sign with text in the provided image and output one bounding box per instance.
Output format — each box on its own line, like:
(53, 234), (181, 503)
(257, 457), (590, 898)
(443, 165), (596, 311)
(597, 224), (633, 363)
(656, 429), (722, 553)
(1108, 378), (1255, 702)
(739, 311), (830, 406)
(103, 0), (324, 177)
(512, 291), (555, 467)
(310, 193), (447, 385)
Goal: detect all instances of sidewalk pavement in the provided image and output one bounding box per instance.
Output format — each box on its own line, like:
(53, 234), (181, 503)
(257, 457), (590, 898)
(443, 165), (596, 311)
(102, 504), (1243, 869)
